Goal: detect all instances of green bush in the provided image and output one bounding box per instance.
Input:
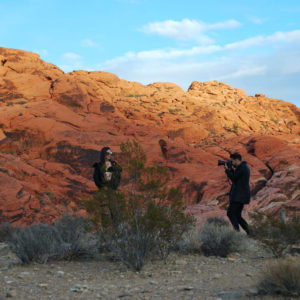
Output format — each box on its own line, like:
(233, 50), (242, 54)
(85, 140), (194, 270)
(258, 258), (300, 297)
(250, 212), (300, 257)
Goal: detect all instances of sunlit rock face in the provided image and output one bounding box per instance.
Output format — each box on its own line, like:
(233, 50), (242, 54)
(0, 47), (299, 225)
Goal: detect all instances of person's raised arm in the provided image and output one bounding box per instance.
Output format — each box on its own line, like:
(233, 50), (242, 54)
(225, 165), (244, 182)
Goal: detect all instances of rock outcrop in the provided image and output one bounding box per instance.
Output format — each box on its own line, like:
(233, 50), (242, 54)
(0, 47), (299, 225)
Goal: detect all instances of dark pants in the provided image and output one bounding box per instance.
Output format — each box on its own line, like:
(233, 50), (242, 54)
(227, 202), (250, 235)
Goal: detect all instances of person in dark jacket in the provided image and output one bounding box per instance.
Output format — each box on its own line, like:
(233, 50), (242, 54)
(93, 147), (122, 190)
(224, 152), (251, 235)
(93, 147), (122, 226)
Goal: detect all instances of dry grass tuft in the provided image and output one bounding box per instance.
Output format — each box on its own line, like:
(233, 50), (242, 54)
(258, 257), (300, 297)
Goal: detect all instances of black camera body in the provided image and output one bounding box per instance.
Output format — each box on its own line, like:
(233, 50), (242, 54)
(218, 160), (233, 169)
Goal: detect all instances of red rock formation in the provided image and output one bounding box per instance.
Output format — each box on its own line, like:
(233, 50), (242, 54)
(0, 47), (299, 225)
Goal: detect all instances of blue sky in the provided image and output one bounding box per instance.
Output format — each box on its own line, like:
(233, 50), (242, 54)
(1, 0), (300, 107)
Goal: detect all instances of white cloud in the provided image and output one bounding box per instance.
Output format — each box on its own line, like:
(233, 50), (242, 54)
(62, 52), (82, 60)
(206, 19), (241, 30)
(97, 29), (300, 106)
(81, 38), (97, 48)
(101, 55), (268, 84)
(103, 45), (222, 64)
(141, 18), (241, 44)
(225, 30), (300, 50)
(101, 30), (300, 68)
(218, 65), (267, 80)
(60, 52), (84, 72)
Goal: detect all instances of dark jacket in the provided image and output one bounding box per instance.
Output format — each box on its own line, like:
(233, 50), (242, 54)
(225, 161), (251, 204)
(93, 147), (122, 190)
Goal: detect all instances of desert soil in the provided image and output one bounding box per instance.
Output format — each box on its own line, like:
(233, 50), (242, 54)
(0, 238), (288, 300)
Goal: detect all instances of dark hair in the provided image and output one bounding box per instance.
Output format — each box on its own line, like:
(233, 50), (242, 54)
(99, 147), (111, 164)
(230, 152), (242, 161)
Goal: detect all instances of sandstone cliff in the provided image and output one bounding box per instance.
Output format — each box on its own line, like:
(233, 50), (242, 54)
(0, 47), (299, 225)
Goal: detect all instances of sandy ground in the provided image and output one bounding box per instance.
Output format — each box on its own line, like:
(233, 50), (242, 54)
(0, 237), (290, 300)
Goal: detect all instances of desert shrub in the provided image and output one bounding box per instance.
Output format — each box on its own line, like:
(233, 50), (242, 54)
(206, 217), (230, 227)
(9, 223), (68, 263)
(101, 221), (157, 270)
(175, 218), (244, 256)
(85, 140), (194, 270)
(250, 212), (300, 257)
(258, 258), (300, 297)
(200, 219), (246, 257)
(175, 229), (202, 254)
(53, 215), (98, 260)
(0, 222), (17, 242)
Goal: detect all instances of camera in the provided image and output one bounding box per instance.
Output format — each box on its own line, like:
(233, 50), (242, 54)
(218, 160), (233, 168)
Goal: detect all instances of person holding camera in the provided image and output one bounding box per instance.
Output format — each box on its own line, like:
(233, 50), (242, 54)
(223, 152), (251, 235)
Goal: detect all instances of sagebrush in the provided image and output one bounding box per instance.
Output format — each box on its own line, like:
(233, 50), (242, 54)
(53, 214), (98, 260)
(200, 217), (246, 257)
(175, 229), (202, 254)
(8, 215), (98, 264)
(9, 223), (67, 263)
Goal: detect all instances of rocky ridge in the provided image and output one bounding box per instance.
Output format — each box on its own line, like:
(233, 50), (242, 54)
(0, 47), (299, 225)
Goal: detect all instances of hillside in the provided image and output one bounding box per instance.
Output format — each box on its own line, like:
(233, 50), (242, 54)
(0, 47), (299, 225)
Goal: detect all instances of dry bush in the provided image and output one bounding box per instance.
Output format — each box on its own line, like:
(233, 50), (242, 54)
(206, 217), (229, 227)
(200, 218), (246, 257)
(258, 257), (300, 297)
(53, 215), (98, 260)
(9, 223), (67, 263)
(250, 212), (300, 257)
(176, 217), (245, 257)
(175, 229), (202, 254)
(101, 221), (157, 271)
(8, 215), (99, 264)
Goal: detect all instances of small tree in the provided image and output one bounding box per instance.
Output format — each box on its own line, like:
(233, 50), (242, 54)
(85, 140), (194, 270)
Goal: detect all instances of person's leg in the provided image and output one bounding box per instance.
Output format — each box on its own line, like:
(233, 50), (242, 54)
(227, 202), (240, 231)
(236, 204), (250, 235)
